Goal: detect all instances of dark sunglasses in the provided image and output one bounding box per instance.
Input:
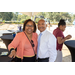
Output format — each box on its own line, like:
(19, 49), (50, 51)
(31, 40), (35, 47)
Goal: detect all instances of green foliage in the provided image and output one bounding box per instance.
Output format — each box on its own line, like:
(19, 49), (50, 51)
(20, 19), (26, 23)
(37, 12), (72, 23)
(3, 20), (5, 23)
(0, 12), (75, 25)
(0, 12), (13, 21)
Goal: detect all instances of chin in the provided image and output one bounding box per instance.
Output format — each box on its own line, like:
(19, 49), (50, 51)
(62, 30), (65, 32)
(40, 30), (43, 32)
(28, 32), (33, 34)
(39, 29), (43, 32)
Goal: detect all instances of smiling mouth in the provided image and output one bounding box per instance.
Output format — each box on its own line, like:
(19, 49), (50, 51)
(39, 27), (44, 29)
(27, 29), (32, 32)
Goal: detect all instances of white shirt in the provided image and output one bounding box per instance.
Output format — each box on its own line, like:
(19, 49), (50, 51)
(37, 29), (57, 62)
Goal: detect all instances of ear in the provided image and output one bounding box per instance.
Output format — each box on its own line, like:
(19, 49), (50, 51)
(46, 24), (47, 27)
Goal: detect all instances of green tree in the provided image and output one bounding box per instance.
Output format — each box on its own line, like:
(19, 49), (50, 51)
(0, 12), (13, 21)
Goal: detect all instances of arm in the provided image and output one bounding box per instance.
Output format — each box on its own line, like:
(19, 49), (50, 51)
(8, 33), (20, 51)
(48, 34), (57, 62)
(8, 33), (20, 58)
(57, 37), (66, 44)
(57, 35), (72, 44)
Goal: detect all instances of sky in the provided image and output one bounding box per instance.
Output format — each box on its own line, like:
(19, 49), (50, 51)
(15, 12), (75, 14)
(19, 12), (75, 15)
(68, 12), (75, 14)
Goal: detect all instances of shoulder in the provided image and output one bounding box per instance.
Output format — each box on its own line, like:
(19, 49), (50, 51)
(32, 33), (38, 40)
(53, 27), (61, 31)
(53, 28), (62, 34)
(33, 33), (38, 37)
(45, 30), (52, 35)
(46, 30), (56, 39)
(16, 32), (25, 37)
(17, 32), (24, 34)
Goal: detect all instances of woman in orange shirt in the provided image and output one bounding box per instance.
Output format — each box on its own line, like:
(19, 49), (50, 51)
(8, 19), (38, 62)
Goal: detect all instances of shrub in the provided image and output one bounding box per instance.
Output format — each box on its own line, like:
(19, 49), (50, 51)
(3, 20), (5, 23)
(20, 19), (26, 23)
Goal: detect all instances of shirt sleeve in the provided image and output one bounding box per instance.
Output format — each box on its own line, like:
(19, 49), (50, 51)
(48, 34), (57, 62)
(8, 33), (20, 51)
(57, 31), (63, 37)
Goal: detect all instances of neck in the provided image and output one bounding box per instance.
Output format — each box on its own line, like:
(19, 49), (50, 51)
(58, 27), (63, 32)
(25, 32), (32, 36)
(25, 31), (32, 40)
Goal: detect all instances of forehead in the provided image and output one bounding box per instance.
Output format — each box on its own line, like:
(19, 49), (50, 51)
(38, 20), (45, 24)
(62, 25), (66, 27)
(26, 21), (33, 24)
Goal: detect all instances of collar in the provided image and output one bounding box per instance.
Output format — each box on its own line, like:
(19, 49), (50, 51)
(40, 29), (47, 35)
(57, 27), (60, 30)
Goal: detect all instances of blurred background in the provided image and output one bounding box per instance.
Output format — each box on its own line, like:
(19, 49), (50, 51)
(0, 12), (75, 25)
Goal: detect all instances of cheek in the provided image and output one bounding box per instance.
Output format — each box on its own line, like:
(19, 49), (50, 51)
(64, 28), (66, 30)
(32, 27), (34, 30)
(25, 27), (28, 30)
(63, 28), (65, 31)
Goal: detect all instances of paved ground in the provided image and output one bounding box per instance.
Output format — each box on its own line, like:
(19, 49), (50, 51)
(0, 24), (75, 62)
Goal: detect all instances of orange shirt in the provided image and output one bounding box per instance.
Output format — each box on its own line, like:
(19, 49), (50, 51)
(8, 32), (38, 59)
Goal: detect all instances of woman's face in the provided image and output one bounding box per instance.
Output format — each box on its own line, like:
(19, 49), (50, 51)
(60, 25), (66, 32)
(25, 21), (34, 34)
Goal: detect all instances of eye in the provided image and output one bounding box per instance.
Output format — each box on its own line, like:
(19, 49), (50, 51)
(38, 24), (40, 25)
(42, 23), (44, 25)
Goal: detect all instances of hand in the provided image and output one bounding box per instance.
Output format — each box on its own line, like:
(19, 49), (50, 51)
(8, 50), (16, 58)
(66, 35), (72, 39)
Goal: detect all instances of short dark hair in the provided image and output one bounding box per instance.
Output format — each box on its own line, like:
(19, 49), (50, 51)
(58, 19), (66, 27)
(23, 19), (36, 32)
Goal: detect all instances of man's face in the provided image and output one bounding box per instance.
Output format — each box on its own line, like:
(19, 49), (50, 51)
(38, 20), (47, 32)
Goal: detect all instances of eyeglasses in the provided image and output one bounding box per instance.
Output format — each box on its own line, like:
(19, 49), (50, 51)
(26, 25), (34, 27)
(31, 40), (35, 47)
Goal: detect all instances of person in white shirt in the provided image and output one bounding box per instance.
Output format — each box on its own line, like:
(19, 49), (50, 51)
(37, 19), (57, 62)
